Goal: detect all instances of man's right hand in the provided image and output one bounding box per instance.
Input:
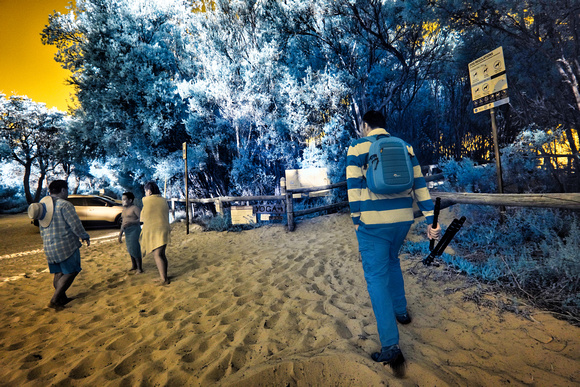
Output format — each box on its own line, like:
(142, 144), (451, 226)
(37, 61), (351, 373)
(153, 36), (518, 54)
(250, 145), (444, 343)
(427, 224), (441, 240)
(84, 238), (91, 247)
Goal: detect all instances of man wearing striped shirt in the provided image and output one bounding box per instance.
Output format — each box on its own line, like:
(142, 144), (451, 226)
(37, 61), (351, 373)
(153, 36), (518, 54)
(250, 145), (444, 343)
(40, 180), (90, 309)
(347, 111), (440, 374)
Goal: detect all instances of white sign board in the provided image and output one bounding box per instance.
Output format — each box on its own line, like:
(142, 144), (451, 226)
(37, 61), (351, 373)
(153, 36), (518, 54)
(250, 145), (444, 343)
(469, 47), (509, 113)
(285, 168), (330, 199)
(231, 206), (256, 225)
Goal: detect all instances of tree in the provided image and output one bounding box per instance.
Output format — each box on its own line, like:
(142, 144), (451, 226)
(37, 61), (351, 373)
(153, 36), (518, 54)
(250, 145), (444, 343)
(0, 95), (67, 203)
(435, 0), (580, 168)
(42, 0), (193, 182)
(179, 0), (354, 195)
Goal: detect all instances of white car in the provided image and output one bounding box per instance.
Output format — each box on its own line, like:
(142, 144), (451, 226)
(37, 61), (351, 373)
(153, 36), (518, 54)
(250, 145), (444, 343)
(67, 194), (123, 228)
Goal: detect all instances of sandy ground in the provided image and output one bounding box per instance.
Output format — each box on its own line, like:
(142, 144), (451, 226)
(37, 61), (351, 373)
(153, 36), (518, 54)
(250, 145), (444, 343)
(0, 210), (578, 386)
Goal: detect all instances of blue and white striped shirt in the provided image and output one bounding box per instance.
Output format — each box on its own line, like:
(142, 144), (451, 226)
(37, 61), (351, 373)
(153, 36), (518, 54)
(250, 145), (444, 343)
(40, 198), (89, 264)
(347, 128), (435, 228)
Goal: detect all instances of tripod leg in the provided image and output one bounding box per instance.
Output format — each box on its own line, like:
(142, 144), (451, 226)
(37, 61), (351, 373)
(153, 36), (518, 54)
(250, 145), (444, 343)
(424, 221), (456, 265)
(434, 217), (466, 257)
(431, 220), (458, 256)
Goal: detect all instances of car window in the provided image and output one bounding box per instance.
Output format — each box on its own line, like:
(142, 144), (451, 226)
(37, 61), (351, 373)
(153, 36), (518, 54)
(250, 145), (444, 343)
(86, 198), (107, 206)
(68, 198), (86, 206)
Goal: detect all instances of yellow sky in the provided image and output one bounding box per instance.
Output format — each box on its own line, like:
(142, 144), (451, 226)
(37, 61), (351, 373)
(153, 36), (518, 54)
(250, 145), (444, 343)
(0, 0), (73, 112)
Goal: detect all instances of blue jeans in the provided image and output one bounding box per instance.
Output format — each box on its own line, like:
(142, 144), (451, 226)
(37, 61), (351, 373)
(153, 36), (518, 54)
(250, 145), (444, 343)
(357, 224), (411, 347)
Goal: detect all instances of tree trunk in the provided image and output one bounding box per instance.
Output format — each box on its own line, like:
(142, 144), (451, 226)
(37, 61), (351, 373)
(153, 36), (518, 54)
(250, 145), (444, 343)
(33, 170), (46, 203)
(23, 160), (34, 204)
(557, 57), (580, 112)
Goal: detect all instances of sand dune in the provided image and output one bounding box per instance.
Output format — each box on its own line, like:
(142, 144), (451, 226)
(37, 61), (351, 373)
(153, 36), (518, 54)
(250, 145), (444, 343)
(0, 211), (578, 386)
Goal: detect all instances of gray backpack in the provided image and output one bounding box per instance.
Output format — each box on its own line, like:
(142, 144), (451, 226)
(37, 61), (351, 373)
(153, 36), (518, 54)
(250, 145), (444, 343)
(365, 134), (414, 194)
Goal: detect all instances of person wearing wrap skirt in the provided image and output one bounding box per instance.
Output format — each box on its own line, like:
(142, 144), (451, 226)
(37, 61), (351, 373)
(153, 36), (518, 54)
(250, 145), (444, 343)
(119, 192), (143, 273)
(140, 182), (170, 284)
(124, 224), (142, 259)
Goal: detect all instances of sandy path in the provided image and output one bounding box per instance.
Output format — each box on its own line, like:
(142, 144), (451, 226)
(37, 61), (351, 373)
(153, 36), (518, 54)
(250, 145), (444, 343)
(0, 212), (578, 386)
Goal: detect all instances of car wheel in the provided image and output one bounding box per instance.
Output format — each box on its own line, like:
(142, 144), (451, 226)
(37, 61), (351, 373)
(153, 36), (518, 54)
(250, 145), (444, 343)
(115, 215), (122, 229)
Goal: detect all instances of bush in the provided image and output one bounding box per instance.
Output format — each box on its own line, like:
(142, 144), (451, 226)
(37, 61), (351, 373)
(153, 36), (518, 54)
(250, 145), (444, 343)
(439, 157), (497, 193)
(205, 213), (234, 232)
(440, 126), (563, 194)
(405, 205), (580, 324)
(204, 212), (263, 232)
(0, 184), (28, 214)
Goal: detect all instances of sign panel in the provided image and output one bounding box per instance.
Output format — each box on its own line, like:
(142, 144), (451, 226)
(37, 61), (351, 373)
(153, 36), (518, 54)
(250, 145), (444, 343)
(285, 168), (330, 198)
(231, 206), (256, 225)
(469, 47), (509, 113)
(254, 203), (285, 214)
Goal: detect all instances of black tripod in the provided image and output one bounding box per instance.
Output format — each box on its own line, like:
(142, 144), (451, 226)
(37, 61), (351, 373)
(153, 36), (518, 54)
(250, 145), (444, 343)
(423, 216), (466, 266)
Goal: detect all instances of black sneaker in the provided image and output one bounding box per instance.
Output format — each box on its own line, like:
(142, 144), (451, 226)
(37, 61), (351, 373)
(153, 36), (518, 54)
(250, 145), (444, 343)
(395, 312), (412, 324)
(371, 344), (406, 377)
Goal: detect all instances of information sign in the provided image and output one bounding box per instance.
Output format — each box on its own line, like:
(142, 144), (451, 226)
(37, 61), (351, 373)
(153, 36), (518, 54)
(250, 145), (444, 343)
(469, 47), (509, 113)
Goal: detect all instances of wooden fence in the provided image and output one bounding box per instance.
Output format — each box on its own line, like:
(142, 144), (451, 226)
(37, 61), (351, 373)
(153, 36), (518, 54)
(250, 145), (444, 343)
(170, 172), (580, 232)
(171, 173), (442, 232)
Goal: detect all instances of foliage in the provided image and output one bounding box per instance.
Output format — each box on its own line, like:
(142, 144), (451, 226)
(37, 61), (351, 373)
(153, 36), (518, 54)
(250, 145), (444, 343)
(204, 213), (233, 232)
(439, 157), (497, 193)
(203, 212), (261, 232)
(42, 0), (192, 181)
(434, 0), (580, 170)
(35, 0), (579, 199)
(501, 125), (567, 192)
(0, 184), (28, 214)
(440, 125), (568, 194)
(405, 205), (580, 323)
(0, 95), (70, 203)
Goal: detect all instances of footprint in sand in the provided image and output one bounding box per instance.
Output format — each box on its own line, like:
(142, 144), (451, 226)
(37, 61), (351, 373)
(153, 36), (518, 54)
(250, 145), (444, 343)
(112, 346), (154, 376)
(26, 364), (48, 382)
(206, 300), (234, 317)
(106, 332), (139, 351)
(7, 341), (25, 351)
(264, 312), (280, 329)
(198, 289), (216, 299)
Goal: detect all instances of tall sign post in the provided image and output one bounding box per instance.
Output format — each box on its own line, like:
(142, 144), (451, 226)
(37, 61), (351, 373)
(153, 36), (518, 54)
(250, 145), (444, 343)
(183, 142), (189, 235)
(469, 47), (508, 217)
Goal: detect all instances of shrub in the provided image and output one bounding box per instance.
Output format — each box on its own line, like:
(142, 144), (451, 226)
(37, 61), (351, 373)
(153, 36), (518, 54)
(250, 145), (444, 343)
(0, 184), (28, 214)
(405, 205), (580, 324)
(205, 213), (234, 232)
(439, 157), (497, 193)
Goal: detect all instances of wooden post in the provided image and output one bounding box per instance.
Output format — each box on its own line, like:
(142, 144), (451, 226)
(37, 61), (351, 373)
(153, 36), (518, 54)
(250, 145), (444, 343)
(282, 176), (295, 231)
(281, 177), (293, 231)
(490, 108), (506, 220)
(215, 199), (223, 215)
(171, 199), (176, 222)
(183, 142), (189, 235)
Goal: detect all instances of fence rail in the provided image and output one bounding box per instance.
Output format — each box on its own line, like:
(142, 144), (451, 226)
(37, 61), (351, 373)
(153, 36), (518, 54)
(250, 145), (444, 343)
(170, 172), (579, 232)
(431, 192), (580, 210)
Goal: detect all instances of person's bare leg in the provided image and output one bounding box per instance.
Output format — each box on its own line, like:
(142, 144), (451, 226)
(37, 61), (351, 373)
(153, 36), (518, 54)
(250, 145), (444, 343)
(130, 255), (144, 273)
(136, 255), (144, 273)
(50, 272), (78, 308)
(129, 256), (138, 271)
(152, 246), (169, 284)
(53, 273), (63, 289)
(52, 273), (72, 305)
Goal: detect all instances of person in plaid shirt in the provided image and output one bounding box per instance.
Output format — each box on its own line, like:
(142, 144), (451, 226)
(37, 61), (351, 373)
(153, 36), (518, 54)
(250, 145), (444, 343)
(40, 180), (90, 309)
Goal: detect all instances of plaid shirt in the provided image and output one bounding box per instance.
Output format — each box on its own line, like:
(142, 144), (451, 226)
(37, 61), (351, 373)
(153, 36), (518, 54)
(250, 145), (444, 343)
(40, 198), (90, 264)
